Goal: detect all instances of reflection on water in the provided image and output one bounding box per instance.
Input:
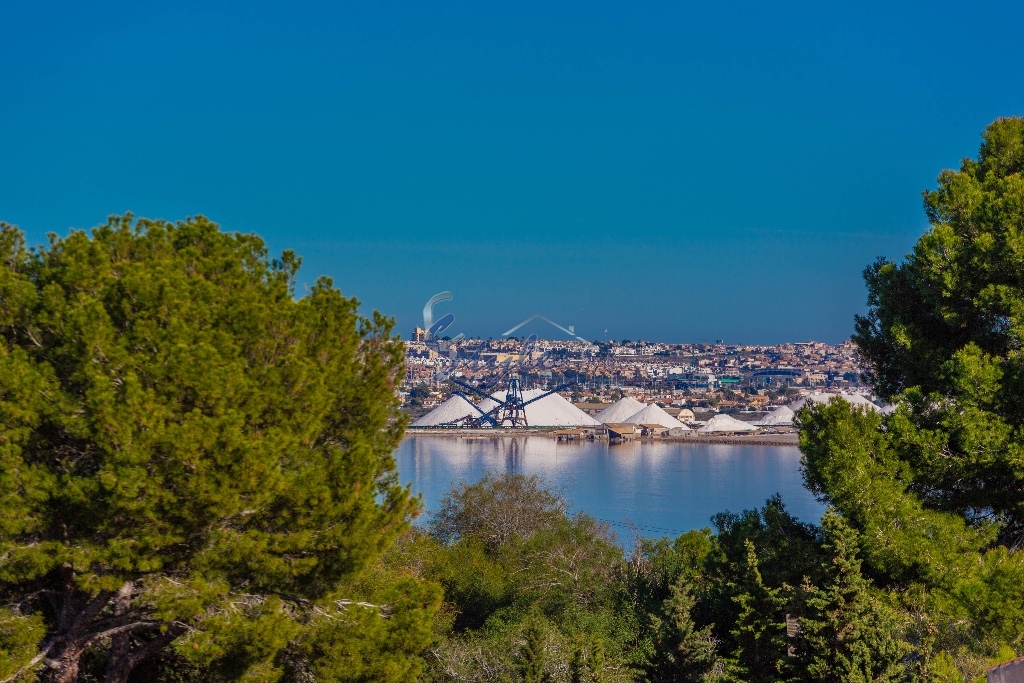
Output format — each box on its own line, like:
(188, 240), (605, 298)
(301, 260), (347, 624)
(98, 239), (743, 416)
(396, 436), (826, 545)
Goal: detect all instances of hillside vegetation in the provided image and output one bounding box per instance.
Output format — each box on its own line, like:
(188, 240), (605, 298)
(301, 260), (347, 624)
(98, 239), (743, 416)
(1, 117), (1023, 681)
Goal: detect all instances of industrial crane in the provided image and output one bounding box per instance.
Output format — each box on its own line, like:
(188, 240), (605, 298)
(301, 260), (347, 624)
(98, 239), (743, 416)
(445, 375), (573, 428)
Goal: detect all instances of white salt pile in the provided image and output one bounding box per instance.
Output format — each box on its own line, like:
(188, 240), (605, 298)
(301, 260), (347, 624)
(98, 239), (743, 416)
(755, 405), (795, 426)
(409, 394), (482, 427)
(699, 414), (759, 433)
(623, 403), (690, 430)
(477, 389), (601, 427)
(593, 396), (647, 423)
(789, 392), (879, 412)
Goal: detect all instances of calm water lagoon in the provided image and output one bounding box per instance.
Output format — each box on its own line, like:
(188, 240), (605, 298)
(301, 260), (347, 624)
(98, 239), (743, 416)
(395, 436), (826, 545)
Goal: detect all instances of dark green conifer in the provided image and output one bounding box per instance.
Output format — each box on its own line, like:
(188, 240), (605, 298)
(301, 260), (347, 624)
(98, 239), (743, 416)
(795, 512), (910, 682)
(802, 117), (1024, 680)
(520, 619), (551, 683)
(725, 541), (788, 683)
(645, 577), (721, 683)
(0, 216), (434, 681)
(569, 637), (609, 683)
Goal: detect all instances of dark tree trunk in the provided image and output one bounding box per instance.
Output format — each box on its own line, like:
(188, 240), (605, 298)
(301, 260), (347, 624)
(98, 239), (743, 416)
(40, 640), (87, 683)
(103, 583), (134, 683)
(102, 626), (184, 683)
(38, 565), (114, 683)
(99, 581), (186, 683)
(20, 568), (181, 683)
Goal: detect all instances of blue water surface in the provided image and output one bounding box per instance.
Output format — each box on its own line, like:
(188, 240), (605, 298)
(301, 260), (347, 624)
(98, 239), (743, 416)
(395, 436), (826, 546)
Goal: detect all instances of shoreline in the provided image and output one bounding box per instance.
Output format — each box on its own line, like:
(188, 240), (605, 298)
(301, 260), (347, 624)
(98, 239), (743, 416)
(404, 428), (800, 447)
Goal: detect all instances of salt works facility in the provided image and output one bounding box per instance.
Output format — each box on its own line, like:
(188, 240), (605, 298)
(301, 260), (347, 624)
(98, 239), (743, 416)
(409, 382), (888, 441)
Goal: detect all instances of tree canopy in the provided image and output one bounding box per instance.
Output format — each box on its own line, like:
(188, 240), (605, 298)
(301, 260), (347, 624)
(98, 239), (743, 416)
(852, 117), (1024, 543)
(4, 118), (1024, 682)
(803, 117), (1024, 679)
(0, 215), (431, 682)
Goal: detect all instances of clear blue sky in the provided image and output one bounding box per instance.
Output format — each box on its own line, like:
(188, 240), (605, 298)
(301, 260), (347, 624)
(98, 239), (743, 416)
(2, 1), (1022, 344)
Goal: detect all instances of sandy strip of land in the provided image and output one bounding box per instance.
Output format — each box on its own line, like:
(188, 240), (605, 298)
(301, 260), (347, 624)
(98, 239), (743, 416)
(664, 433), (800, 446)
(405, 428), (800, 446)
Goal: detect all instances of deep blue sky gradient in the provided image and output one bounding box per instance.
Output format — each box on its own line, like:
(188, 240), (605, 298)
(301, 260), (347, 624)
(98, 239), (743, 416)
(3, 1), (1023, 343)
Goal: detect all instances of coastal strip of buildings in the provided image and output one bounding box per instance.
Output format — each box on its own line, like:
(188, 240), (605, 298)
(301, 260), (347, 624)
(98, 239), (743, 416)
(402, 335), (865, 414)
(401, 334), (883, 440)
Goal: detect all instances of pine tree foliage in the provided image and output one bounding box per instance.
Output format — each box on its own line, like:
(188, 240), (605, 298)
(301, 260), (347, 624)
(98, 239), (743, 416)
(724, 541), (787, 683)
(802, 118), (1024, 680)
(852, 116), (1024, 545)
(521, 618), (551, 683)
(645, 577), (720, 683)
(570, 640), (587, 683)
(586, 638), (610, 683)
(0, 215), (429, 681)
(569, 637), (610, 683)
(796, 512), (910, 683)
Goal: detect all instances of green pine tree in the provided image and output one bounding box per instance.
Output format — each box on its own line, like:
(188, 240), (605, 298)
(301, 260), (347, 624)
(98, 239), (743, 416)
(520, 619), (551, 683)
(588, 638), (609, 683)
(801, 117), (1024, 680)
(0, 216), (434, 682)
(725, 541), (788, 683)
(570, 641), (586, 683)
(796, 511), (911, 682)
(569, 637), (609, 683)
(645, 577), (721, 683)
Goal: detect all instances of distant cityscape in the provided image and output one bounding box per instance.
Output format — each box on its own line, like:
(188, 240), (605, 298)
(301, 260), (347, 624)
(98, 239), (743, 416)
(402, 327), (866, 418)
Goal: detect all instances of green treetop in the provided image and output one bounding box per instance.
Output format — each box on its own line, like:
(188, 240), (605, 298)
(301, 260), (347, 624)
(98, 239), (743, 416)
(803, 118), (1024, 679)
(852, 117), (1024, 543)
(0, 215), (424, 682)
(795, 511), (910, 683)
(724, 541), (788, 683)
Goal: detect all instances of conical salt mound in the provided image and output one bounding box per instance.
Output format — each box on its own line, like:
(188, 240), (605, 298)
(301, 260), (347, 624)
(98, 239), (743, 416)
(623, 403), (690, 430)
(789, 391), (879, 412)
(755, 405), (795, 426)
(699, 414), (758, 433)
(410, 394), (481, 426)
(476, 389), (600, 427)
(593, 397), (647, 423)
